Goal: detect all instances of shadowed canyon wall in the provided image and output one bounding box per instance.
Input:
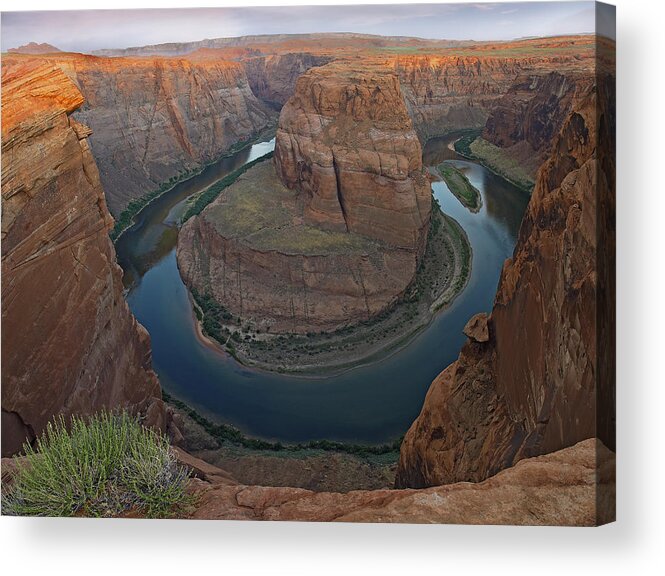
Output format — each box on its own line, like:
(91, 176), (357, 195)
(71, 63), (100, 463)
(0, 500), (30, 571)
(65, 56), (274, 216)
(242, 53), (333, 109)
(1, 61), (165, 456)
(396, 65), (615, 490)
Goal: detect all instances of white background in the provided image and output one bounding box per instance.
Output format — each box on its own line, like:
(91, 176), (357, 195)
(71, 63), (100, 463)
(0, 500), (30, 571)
(1, 1), (662, 574)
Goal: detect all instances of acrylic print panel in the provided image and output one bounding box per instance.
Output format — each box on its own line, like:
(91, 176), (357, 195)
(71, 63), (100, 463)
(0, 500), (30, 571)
(1, 1), (615, 525)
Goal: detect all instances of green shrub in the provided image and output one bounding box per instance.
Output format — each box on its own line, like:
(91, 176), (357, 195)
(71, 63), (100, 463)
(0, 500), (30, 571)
(182, 152), (274, 222)
(2, 411), (190, 518)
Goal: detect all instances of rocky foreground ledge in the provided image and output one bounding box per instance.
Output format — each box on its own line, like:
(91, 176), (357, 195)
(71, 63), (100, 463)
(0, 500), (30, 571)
(183, 439), (613, 525)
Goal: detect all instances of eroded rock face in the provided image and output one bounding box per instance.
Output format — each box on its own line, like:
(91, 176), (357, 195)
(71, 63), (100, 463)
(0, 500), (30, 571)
(3, 54), (275, 216)
(177, 161), (421, 334)
(394, 55), (529, 140)
(242, 53), (332, 109)
(396, 71), (615, 489)
(66, 55), (275, 215)
(1, 61), (164, 456)
(390, 38), (596, 142)
(274, 62), (431, 251)
(179, 61), (433, 334)
(189, 439), (614, 526)
(479, 71), (596, 179)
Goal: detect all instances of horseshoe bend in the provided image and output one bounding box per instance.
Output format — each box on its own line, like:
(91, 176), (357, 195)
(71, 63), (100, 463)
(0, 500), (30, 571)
(1, 13), (615, 527)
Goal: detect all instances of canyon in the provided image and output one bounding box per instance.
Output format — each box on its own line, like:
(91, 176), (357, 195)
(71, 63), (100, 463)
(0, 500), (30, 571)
(1, 33), (614, 524)
(395, 63), (615, 495)
(3, 35), (597, 220)
(178, 61), (433, 335)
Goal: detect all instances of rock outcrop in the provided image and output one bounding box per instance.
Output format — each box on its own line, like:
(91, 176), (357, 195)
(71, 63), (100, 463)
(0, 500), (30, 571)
(178, 61), (432, 333)
(189, 439), (614, 526)
(2, 54), (276, 216)
(396, 69), (615, 491)
(242, 53), (332, 109)
(8, 42), (61, 54)
(177, 161), (422, 334)
(1, 61), (164, 456)
(463, 313), (489, 343)
(274, 61), (431, 251)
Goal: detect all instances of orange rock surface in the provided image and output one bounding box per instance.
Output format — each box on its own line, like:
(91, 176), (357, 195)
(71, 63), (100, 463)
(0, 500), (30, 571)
(1, 61), (164, 455)
(396, 60), (615, 506)
(2, 53), (275, 215)
(274, 61), (431, 250)
(189, 439), (614, 526)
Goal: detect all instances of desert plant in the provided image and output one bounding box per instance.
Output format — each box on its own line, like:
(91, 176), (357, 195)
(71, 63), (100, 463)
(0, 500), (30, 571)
(2, 411), (190, 518)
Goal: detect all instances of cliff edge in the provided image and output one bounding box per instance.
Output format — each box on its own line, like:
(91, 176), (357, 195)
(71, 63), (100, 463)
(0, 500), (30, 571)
(1, 61), (165, 456)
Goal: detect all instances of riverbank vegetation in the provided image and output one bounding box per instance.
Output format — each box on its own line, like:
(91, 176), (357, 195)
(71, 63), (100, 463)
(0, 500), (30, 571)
(468, 138), (536, 192)
(110, 126), (276, 242)
(188, 200), (472, 375)
(163, 392), (401, 457)
(2, 412), (191, 518)
(163, 392), (399, 491)
(448, 128), (482, 158)
(437, 162), (482, 212)
(453, 131), (535, 193)
(182, 151), (274, 222)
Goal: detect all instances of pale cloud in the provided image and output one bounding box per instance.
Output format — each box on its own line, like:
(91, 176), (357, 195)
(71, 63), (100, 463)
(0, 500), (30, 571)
(1, 3), (598, 52)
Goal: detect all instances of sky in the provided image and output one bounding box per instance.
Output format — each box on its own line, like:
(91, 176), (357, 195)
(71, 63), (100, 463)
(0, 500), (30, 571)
(1, 2), (601, 53)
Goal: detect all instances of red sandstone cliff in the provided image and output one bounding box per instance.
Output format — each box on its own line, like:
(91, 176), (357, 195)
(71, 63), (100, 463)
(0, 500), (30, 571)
(177, 61), (432, 334)
(3, 53), (276, 216)
(395, 68), (615, 492)
(1, 61), (165, 456)
(274, 61), (431, 251)
(390, 39), (595, 142)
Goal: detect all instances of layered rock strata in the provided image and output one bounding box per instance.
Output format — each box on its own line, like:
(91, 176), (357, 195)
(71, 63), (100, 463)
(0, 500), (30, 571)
(1, 61), (164, 456)
(65, 55), (274, 215)
(242, 53), (332, 109)
(274, 62), (431, 251)
(177, 161), (421, 333)
(396, 71), (615, 491)
(474, 71), (596, 186)
(179, 62), (432, 333)
(3, 54), (276, 216)
(391, 38), (595, 142)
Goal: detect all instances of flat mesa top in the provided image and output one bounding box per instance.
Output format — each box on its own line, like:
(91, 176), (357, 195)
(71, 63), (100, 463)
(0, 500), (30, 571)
(200, 160), (386, 256)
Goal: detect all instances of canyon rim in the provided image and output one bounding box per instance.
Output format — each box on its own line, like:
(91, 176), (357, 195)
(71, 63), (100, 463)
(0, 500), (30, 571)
(1, 2), (615, 526)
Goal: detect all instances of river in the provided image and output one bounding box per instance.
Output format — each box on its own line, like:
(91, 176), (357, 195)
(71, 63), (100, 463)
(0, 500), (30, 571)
(116, 135), (529, 445)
